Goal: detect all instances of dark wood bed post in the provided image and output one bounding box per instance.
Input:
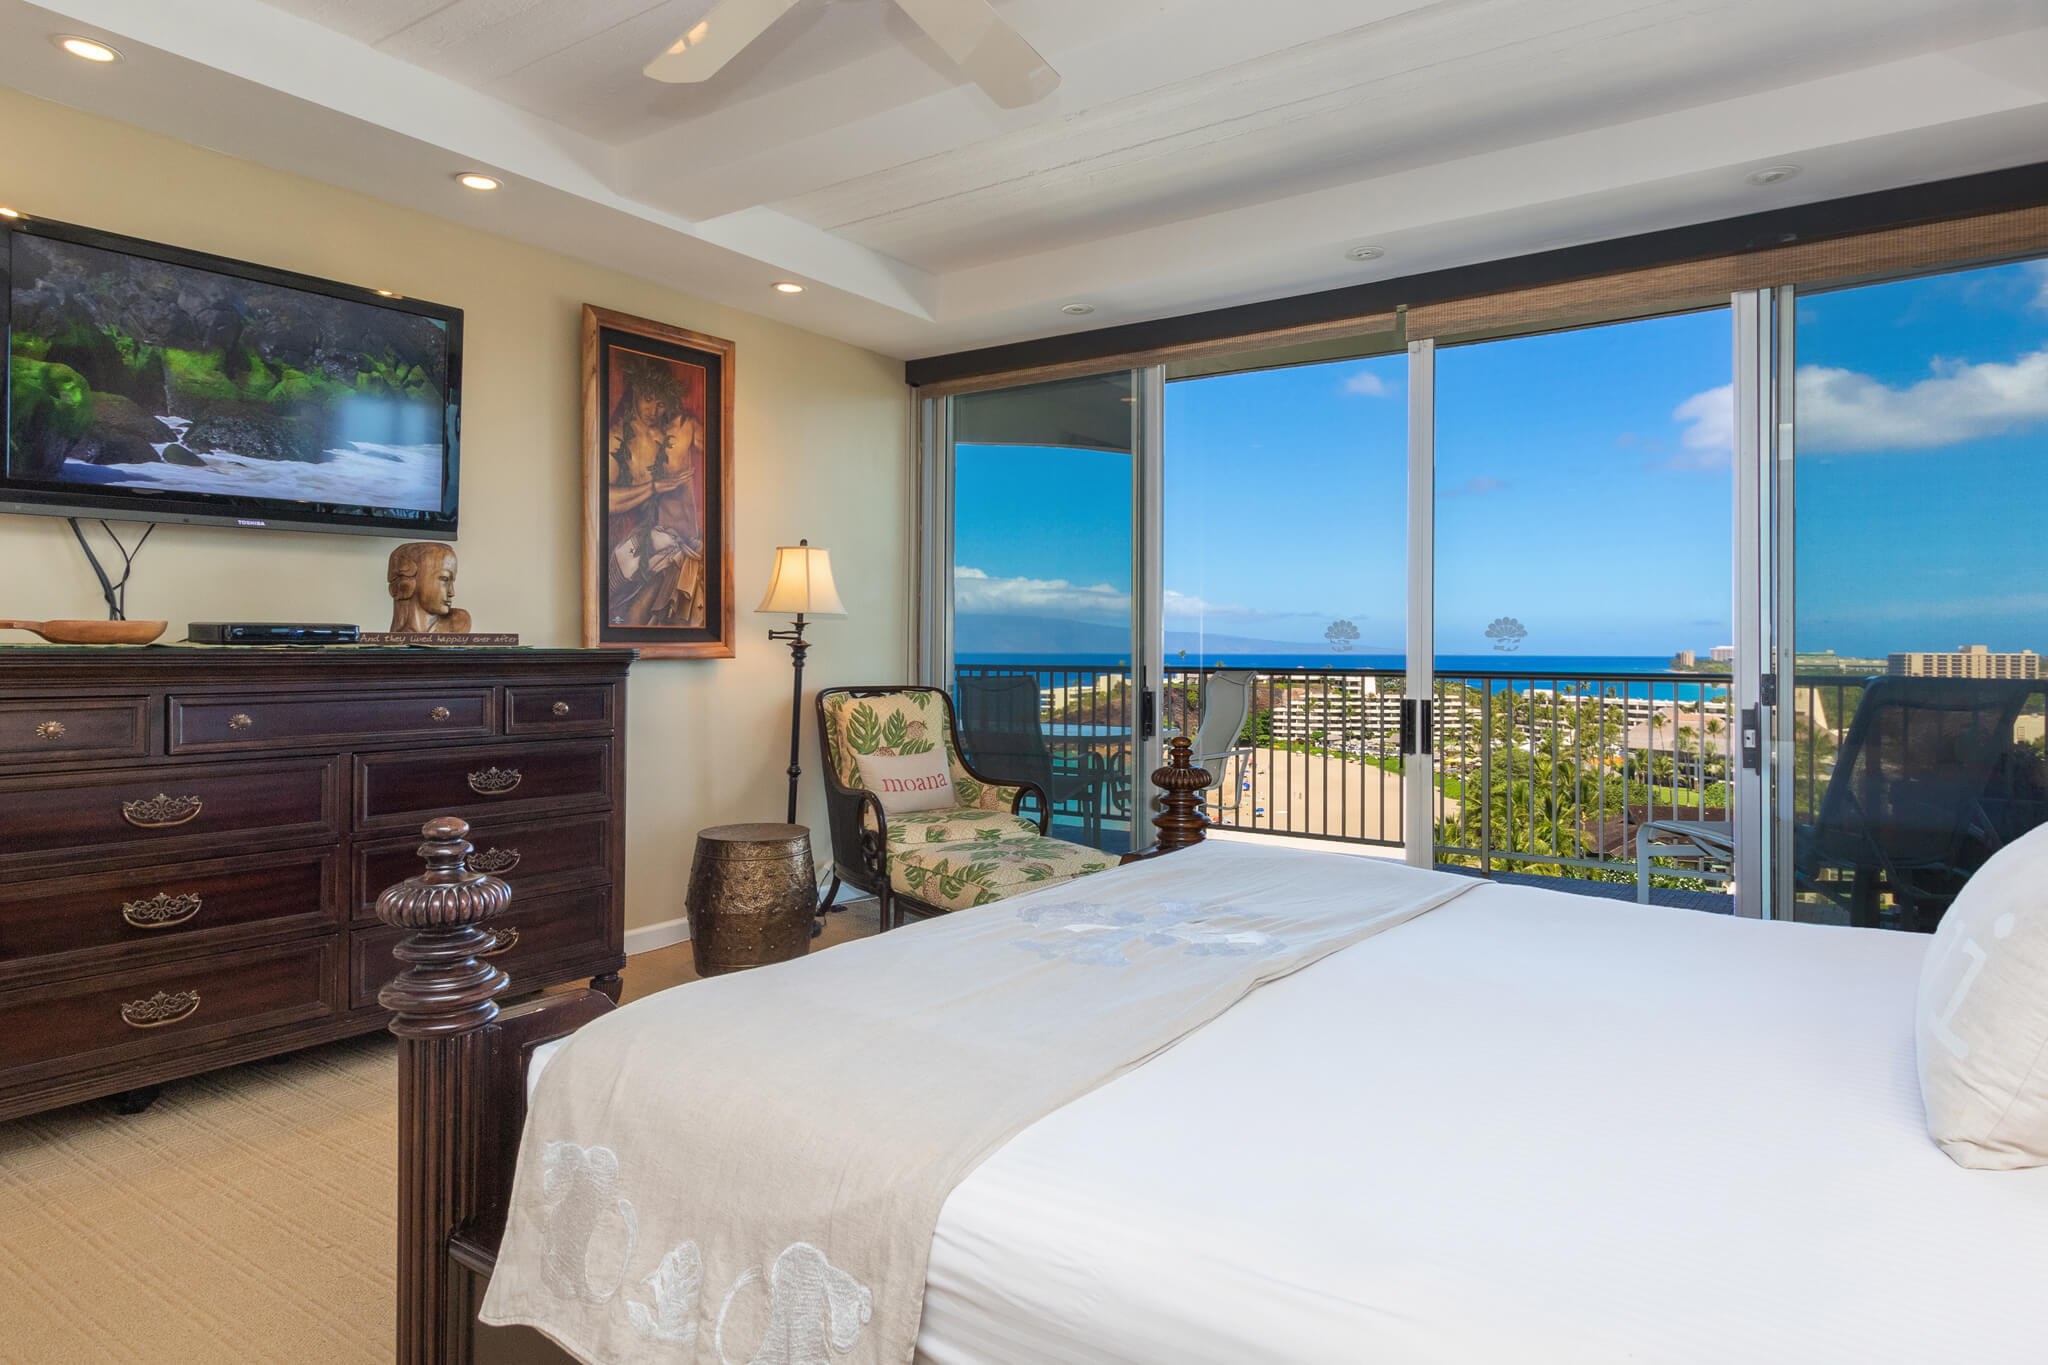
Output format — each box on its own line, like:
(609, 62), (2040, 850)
(1121, 736), (1211, 864)
(378, 817), (513, 1365)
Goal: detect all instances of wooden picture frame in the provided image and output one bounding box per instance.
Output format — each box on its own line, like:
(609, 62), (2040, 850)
(580, 305), (735, 659)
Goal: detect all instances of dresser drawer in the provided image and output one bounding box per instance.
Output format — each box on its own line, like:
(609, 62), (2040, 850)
(0, 696), (150, 766)
(350, 887), (614, 1009)
(354, 740), (611, 830)
(506, 684), (614, 736)
(0, 757), (341, 869)
(0, 848), (338, 975)
(0, 937), (338, 1081)
(169, 688), (496, 754)
(352, 813), (612, 923)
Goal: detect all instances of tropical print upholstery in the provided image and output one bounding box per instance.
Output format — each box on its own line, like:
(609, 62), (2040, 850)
(820, 689), (1019, 813)
(890, 835), (1119, 913)
(884, 808), (1042, 847)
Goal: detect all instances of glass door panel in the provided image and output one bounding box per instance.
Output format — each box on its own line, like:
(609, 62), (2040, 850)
(1161, 354), (1410, 846)
(1782, 259), (2048, 930)
(948, 373), (1139, 853)
(1433, 309), (1736, 899)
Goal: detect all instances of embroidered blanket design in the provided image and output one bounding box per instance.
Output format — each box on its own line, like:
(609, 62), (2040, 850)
(480, 841), (1477, 1364)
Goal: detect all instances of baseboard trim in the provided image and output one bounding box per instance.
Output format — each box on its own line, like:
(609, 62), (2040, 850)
(624, 916), (689, 956)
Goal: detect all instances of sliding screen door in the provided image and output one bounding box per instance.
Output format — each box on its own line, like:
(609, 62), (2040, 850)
(1777, 257), (2048, 931)
(946, 373), (1145, 853)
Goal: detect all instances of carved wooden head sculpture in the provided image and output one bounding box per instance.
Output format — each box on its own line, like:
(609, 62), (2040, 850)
(387, 541), (473, 634)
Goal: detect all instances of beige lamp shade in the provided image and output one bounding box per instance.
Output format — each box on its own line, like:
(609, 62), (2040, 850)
(757, 542), (846, 617)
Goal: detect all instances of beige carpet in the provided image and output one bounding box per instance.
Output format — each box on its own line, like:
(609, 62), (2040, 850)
(0, 1037), (398, 1365)
(0, 903), (878, 1365)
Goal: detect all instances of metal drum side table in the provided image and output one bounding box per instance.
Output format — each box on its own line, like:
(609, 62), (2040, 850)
(685, 823), (818, 977)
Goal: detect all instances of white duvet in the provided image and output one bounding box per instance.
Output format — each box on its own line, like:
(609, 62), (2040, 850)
(536, 863), (2048, 1364)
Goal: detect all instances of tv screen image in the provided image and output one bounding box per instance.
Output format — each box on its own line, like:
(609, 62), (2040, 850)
(4, 221), (460, 535)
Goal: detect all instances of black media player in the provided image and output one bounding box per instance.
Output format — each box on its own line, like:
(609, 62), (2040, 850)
(187, 622), (361, 645)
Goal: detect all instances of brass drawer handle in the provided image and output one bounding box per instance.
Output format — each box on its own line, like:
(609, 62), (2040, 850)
(122, 793), (204, 828)
(469, 846), (522, 875)
(467, 766), (522, 796)
(551, 701), (571, 717)
(121, 989), (201, 1029)
(481, 926), (520, 957)
(430, 706), (452, 722)
(228, 713), (254, 731)
(35, 720), (67, 741)
(122, 891), (203, 929)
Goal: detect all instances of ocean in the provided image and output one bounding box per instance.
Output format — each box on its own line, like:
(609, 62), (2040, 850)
(957, 653), (1730, 700)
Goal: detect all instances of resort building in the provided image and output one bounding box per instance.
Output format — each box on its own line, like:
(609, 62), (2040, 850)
(1888, 646), (2042, 679)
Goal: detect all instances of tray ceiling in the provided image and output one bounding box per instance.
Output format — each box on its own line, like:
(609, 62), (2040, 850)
(4, 0), (2047, 359)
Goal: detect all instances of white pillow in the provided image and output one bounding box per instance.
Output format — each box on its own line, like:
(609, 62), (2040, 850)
(1916, 820), (2048, 1169)
(858, 748), (956, 814)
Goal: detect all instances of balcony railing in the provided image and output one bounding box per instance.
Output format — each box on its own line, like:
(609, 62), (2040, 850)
(950, 661), (2042, 901)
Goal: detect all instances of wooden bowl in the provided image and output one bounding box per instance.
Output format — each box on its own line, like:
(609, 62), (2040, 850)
(0, 618), (169, 645)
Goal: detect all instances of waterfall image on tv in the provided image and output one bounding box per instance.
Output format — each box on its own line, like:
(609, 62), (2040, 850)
(7, 232), (453, 519)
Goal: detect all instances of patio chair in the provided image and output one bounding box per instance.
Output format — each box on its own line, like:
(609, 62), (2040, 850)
(1190, 669), (1256, 815)
(954, 673), (1116, 844)
(1796, 676), (2033, 931)
(816, 686), (1118, 931)
(1633, 677), (2033, 928)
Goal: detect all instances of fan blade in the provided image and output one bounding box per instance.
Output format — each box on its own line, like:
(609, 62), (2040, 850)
(889, 0), (1060, 108)
(644, 0), (802, 83)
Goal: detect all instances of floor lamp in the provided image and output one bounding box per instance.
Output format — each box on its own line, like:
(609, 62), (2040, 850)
(759, 540), (846, 825)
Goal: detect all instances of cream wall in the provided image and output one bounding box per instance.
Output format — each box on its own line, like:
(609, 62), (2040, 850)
(0, 88), (910, 936)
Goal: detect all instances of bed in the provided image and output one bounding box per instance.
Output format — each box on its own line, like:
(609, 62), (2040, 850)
(378, 817), (2048, 1365)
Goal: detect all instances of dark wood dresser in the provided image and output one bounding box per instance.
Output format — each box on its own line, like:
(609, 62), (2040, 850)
(0, 646), (631, 1121)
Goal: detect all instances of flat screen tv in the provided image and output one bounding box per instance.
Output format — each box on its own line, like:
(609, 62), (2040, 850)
(3, 217), (461, 537)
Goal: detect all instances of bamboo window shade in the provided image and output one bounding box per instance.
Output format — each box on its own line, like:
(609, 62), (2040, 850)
(917, 202), (2048, 393)
(1406, 204), (2048, 343)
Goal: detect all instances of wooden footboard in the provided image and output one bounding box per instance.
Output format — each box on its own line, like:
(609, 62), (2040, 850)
(377, 817), (608, 1365)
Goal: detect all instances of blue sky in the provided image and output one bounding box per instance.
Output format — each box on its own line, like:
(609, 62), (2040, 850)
(954, 256), (2048, 662)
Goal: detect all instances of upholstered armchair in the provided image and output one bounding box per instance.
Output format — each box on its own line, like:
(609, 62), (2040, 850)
(815, 686), (1118, 930)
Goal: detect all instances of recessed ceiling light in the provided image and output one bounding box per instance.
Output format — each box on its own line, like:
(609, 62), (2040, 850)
(772, 281), (805, 294)
(56, 36), (121, 63)
(1345, 244), (1386, 262)
(1060, 302), (1095, 315)
(374, 289), (401, 298)
(456, 172), (501, 191)
(0, 208), (20, 220)
(1747, 164), (1800, 187)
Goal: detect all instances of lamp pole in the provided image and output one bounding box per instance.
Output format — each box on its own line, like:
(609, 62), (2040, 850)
(767, 611), (810, 826)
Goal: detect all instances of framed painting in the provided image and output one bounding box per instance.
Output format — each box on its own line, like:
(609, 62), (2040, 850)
(581, 305), (735, 658)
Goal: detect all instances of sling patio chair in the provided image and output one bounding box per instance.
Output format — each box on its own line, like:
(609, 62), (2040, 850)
(954, 672), (1118, 845)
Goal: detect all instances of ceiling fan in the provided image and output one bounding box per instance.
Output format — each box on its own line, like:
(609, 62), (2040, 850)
(645, 0), (1060, 108)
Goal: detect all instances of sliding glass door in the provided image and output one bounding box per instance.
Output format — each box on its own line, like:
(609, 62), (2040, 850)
(1774, 257), (2048, 931)
(944, 373), (1146, 853)
(1430, 309), (1738, 902)
(1161, 352), (1410, 847)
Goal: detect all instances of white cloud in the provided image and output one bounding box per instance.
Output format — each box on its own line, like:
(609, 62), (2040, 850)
(1438, 476), (1507, 498)
(1669, 346), (2048, 459)
(1797, 348), (2048, 451)
(1343, 368), (1395, 397)
(952, 567), (1312, 628)
(1667, 383), (1733, 470)
(952, 566), (1128, 620)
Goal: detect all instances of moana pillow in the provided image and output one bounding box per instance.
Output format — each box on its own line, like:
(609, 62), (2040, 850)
(859, 749), (956, 814)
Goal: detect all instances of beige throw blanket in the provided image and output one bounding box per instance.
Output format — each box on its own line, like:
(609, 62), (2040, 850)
(479, 841), (1475, 1364)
